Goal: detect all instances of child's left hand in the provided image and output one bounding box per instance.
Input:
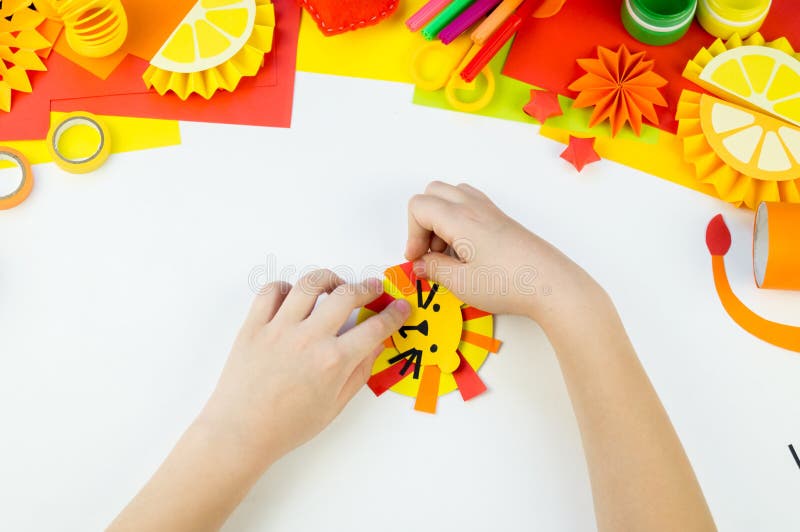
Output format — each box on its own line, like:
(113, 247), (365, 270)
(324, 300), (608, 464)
(199, 270), (411, 466)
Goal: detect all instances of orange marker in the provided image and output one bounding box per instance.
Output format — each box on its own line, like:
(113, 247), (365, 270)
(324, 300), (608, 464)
(753, 202), (800, 291)
(471, 0), (524, 45)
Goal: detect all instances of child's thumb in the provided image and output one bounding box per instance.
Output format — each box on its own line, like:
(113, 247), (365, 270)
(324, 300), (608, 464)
(413, 252), (465, 294)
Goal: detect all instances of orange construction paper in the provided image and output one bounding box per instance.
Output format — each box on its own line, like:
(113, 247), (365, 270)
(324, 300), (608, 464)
(0, 0), (299, 141)
(52, 0), (196, 79)
(414, 365), (441, 414)
(568, 45), (667, 137)
(502, 0), (800, 134)
(706, 214), (800, 352)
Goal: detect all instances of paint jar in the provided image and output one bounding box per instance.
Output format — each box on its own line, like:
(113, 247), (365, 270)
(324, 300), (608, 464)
(621, 0), (698, 46)
(753, 202), (800, 290)
(696, 0), (771, 40)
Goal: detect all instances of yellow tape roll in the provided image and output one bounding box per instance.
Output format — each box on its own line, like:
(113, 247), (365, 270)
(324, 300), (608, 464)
(0, 147), (34, 210)
(47, 112), (111, 174)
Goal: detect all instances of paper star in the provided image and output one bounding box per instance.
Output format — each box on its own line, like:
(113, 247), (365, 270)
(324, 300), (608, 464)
(522, 89), (563, 123)
(560, 136), (600, 172)
(568, 44), (667, 137)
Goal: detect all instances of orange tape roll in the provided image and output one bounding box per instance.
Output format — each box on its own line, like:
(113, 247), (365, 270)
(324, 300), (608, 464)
(753, 202), (800, 290)
(0, 147), (34, 211)
(59, 0), (128, 58)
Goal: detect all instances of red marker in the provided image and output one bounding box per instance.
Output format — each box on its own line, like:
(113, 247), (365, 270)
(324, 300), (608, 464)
(459, 0), (539, 83)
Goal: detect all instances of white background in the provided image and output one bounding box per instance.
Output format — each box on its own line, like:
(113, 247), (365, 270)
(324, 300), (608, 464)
(2, 71), (800, 531)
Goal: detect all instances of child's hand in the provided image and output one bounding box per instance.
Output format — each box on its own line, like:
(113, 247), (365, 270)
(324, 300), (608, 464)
(406, 181), (606, 328)
(199, 270), (410, 465)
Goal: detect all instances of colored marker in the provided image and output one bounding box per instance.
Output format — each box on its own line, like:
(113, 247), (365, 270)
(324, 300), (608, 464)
(439, 0), (503, 44)
(471, 0), (524, 44)
(406, 0), (453, 32)
(421, 0), (477, 41)
(460, 0), (538, 82)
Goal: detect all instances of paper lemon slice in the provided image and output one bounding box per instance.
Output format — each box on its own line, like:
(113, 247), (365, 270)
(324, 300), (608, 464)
(144, 0), (275, 100)
(677, 90), (800, 208)
(684, 33), (800, 128)
(357, 262), (501, 414)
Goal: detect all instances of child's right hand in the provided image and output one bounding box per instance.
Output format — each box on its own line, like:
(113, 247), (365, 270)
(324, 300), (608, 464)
(406, 182), (608, 330)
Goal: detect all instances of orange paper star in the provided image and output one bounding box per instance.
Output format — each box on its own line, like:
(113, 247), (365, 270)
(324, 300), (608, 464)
(560, 135), (600, 172)
(568, 44), (667, 137)
(523, 89), (563, 123)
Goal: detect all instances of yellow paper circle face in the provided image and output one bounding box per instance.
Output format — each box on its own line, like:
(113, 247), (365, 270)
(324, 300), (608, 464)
(391, 285), (463, 369)
(356, 264), (497, 400)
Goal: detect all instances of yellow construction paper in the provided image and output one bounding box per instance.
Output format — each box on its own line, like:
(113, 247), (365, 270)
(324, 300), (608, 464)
(0, 112), (181, 167)
(540, 123), (713, 198)
(296, 0), (427, 84)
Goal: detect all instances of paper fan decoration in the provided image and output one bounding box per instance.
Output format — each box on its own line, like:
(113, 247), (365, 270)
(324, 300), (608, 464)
(0, 1), (61, 112)
(357, 262), (501, 414)
(705, 214), (800, 352)
(676, 90), (800, 208)
(684, 33), (800, 128)
(568, 44), (667, 137)
(143, 0), (275, 100)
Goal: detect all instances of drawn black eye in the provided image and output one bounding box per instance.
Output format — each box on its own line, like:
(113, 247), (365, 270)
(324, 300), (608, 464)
(433, 304), (440, 312)
(430, 344), (438, 353)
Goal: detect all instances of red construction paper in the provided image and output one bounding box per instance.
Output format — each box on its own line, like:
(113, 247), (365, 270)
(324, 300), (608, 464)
(365, 291), (395, 313)
(299, 0), (398, 36)
(0, 0), (299, 141)
(452, 350), (487, 401)
(706, 214), (732, 256)
(559, 135), (600, 172)
(522, 89), (563, 123)
(461, 306), (490, 321)
(367, 359), (414, 396)
(502, 0), (800, 134)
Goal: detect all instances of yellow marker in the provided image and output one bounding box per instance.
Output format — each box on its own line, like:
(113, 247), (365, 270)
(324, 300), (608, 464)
(47, 112), (112, 174)
(696, 0), (771, 40)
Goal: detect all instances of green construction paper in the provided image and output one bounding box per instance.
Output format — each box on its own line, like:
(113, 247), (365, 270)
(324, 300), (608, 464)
(412, 41), (660, 145)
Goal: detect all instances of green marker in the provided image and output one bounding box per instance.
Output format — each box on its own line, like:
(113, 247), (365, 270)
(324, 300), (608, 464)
(421, 0), (476, 41)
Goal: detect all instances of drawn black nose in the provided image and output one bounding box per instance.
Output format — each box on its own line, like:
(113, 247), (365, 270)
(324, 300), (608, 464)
(399, 320), (429, 338)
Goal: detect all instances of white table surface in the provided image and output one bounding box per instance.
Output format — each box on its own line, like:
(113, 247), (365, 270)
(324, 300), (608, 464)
(2, 71), (799, 531)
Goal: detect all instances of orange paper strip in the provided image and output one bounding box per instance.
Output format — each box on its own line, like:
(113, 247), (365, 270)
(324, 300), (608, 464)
(754, 203), (800, 290)
(414, 365), (441, 413)
(461, 330), (502, 353)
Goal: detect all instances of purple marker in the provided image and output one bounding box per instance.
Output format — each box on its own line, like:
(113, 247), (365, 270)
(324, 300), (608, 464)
(439, 0), (503, 44)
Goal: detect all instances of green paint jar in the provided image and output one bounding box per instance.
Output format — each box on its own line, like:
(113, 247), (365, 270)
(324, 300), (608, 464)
(696, 0), (771, 40)
(621, 0), (698, 46)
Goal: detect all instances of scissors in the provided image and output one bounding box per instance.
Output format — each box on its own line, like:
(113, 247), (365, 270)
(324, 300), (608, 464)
(410, 34), (496, 113)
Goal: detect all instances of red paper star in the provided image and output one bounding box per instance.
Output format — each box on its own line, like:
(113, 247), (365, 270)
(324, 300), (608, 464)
(560, 136), (600, 172)
(523, 89), (563, 123)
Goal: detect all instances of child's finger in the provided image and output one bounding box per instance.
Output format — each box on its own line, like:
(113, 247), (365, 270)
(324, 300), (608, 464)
(240, 281), (292, 336)
(424, 180), (470, 203)
(336, 350), (380, 411)
(309, 278), (384, 333)
(405, 194), (460, 261)
(337, 299), (410, 371)
(413, 252), (465, 295)
(274, 269), (344, 323)
(431, 234), (448, 253)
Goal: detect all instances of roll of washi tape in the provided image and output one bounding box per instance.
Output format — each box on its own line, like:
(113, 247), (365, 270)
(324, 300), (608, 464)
(753, 202), (800, 290)
(696, 0), (770, 40)
(47, 112), (111, 174)
(0, 147), (33, 211)
(621, 0), (697, 46)
(59, 0), (128, 58)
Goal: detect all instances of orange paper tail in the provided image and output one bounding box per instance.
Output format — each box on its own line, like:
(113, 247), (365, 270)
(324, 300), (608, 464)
(711, 255), (800, 352)
(414, 365), (441, 414)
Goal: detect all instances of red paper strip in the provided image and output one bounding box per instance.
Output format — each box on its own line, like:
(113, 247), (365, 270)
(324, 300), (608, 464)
(365, 291), (396, 313)
(399, 260), (431, 292)
(385, 262), (416, 297)
(502, 0), (800, 134)
(452, 350), (487, 401)
(0, 0), (300, 141)
(461, 306), (490, 321)
(367, 359), (414, 396)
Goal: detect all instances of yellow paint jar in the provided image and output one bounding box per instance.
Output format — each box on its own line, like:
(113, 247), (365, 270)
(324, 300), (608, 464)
(696, 0), (771, 39)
